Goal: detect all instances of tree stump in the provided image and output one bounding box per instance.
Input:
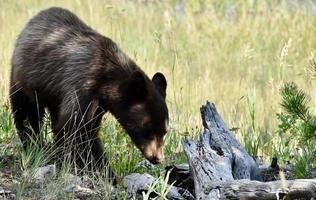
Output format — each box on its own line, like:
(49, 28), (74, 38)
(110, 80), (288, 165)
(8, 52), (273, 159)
(182, 101), (316, 199)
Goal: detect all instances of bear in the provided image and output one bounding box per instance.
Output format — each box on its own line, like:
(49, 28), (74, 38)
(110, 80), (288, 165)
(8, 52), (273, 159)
(10, 7), (169, 176)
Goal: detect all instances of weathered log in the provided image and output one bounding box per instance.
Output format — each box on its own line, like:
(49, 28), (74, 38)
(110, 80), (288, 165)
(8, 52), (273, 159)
(203, 178), (316, 200)
(182, 102), (260, 195)
(182, 101), (316, 199)
(202, 101), (260, 180)
(166, 164), (194, 194)
(168, 162), (251, 198)
(166, 158), (290, 196)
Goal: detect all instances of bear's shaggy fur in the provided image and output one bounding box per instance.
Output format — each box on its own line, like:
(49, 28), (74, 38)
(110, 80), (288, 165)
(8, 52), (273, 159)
(10, 7), (169, 174)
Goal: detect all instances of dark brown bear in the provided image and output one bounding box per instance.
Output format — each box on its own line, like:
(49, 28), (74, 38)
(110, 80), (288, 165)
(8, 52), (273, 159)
(10, 7), (168, 172)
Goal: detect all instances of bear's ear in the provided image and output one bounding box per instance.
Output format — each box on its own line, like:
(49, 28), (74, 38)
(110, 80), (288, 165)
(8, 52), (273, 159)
(152, 72), (167, 98)
(122, 71), (148, 102)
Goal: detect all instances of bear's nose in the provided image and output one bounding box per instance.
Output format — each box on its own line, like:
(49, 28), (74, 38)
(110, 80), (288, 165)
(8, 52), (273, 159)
(149, 154), (165, 164)
(151, 149), (165, 164)
(156, 152), (165, 162)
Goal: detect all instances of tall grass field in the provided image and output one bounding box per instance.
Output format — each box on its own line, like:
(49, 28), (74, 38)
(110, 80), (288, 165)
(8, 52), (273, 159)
(0, 0), (316, 198)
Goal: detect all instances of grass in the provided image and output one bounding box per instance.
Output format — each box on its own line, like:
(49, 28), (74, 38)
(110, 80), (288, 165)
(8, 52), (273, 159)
(142, 170), (174, 199)
(0, 0), (316, 198)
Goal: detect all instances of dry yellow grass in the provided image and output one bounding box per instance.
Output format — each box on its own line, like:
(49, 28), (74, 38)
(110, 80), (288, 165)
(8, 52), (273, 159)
(1, 0), (316, 157)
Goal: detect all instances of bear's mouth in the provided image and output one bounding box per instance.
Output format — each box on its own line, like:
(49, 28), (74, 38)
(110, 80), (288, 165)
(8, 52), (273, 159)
(143, 151), (164, 164)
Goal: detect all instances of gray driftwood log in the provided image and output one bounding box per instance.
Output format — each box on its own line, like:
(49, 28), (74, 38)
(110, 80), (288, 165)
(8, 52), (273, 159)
(201, 179), (316, 200)
(183, 101), (316, 199)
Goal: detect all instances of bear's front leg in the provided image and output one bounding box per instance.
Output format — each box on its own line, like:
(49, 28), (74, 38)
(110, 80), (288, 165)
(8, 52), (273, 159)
(52, 97), (116, 183)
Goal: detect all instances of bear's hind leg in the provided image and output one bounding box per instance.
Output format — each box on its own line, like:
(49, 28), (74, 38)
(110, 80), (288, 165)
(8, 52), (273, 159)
(10, 85), (45, 149)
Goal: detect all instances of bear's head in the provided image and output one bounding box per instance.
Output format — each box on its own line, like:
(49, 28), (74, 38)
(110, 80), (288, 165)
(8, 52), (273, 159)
(112, 71), (168, 164)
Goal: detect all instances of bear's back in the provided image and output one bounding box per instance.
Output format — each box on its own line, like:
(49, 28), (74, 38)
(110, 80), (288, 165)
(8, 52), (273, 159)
(11, 7), (103, 94)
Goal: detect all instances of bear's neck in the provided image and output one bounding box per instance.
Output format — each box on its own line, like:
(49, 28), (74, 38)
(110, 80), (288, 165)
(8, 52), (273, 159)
(96, 38), (146, 107)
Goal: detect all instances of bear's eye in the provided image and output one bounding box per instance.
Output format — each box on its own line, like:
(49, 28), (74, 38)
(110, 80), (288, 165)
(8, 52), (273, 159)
(141, 116), (151, 128)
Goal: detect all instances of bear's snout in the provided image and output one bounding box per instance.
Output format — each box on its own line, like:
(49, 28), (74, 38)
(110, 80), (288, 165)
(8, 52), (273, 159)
(142, 136), (165, 164)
